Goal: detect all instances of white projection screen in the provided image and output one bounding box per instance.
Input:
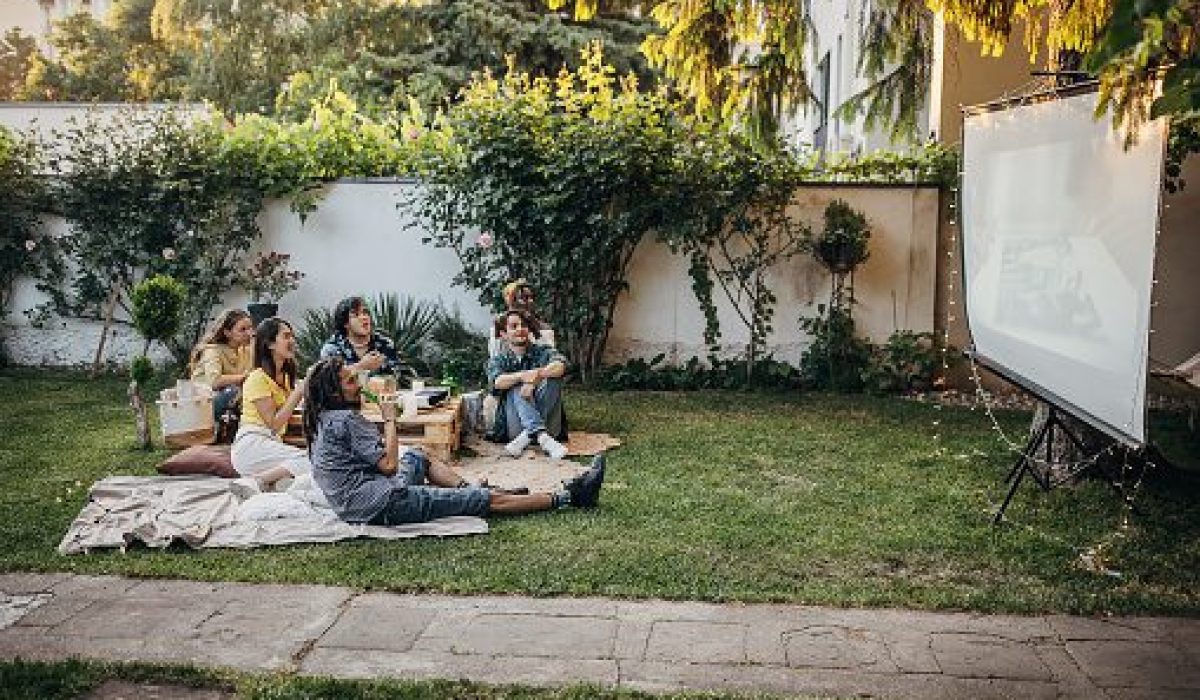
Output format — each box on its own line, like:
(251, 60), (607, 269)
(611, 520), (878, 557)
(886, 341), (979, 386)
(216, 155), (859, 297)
(962, 88), (1166, 445)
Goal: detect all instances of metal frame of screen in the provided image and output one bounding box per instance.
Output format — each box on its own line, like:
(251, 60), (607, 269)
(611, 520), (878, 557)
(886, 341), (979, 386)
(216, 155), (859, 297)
(958, 82), (1165, 448)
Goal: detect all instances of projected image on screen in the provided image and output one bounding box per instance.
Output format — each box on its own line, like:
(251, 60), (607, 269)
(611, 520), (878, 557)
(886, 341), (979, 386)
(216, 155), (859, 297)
(962, 90), (1165, 444)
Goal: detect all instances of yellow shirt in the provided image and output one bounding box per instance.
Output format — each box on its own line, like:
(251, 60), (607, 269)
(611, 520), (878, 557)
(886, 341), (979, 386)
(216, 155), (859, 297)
(241, 368), (290, 435)
(190, 344), (252, 388)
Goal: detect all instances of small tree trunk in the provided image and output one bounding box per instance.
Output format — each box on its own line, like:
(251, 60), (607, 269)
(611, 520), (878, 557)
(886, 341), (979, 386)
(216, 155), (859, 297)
(91, 283), (120, 378)
(128, 379), (151, 450)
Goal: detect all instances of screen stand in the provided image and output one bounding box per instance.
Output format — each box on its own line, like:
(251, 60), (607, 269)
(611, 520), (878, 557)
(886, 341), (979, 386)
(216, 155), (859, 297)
(993, 404), (1090, 524)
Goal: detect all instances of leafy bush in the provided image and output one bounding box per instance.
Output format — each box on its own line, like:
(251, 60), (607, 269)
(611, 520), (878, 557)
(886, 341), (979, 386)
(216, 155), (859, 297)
(0, 126), (50, 318)
(38, 108), (269, 367)
(861, 331), (944, 395)
(239, 251), (304, 303)
(129, 354), (154, 386)
(413, 45), (681, 381)
(799, 306), (873, 392)
(424, 307), (490, 390)
(594, 354), (802, 391)
(130, 275), (186, 352)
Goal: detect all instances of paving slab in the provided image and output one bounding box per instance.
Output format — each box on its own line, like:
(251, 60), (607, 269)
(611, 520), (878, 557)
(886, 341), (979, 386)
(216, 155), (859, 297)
(0, 572), (1197, 700)
(1066, 639), (1200, 689)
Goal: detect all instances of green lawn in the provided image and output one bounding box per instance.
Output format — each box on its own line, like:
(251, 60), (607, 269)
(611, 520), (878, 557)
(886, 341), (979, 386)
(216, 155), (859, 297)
(1, 368), (1198, 615)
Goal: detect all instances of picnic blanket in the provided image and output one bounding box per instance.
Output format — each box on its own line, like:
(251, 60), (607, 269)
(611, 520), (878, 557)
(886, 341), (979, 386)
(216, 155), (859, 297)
(58, 431), (619, 554)
(58, 475), (487, 555)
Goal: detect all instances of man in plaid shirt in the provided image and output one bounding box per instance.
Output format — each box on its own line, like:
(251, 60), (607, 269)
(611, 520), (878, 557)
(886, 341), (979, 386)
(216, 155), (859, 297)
(486, 309), (569, 459)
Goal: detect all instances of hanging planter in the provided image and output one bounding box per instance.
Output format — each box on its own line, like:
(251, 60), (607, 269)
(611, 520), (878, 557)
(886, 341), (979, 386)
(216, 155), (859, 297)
(814, 200), (871, 275)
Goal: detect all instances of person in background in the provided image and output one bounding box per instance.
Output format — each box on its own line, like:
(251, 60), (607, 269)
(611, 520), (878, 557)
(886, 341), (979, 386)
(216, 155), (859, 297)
(231, 317), (311, 492)
(489, 279), (554, 356)
(303, 356), (605, 525)
(188, 309), (254, 426)
(320, 296), (409, 380)
(487, 309), (568, 459)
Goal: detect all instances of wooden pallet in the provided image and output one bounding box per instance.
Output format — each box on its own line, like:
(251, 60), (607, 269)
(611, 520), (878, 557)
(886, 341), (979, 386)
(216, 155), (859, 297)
(364, 397), (463, 462)
(283, 398), (463, 461)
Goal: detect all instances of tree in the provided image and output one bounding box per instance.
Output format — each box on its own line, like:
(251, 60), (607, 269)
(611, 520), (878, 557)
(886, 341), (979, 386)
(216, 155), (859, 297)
(21, 0), (656, 119)
(639, 0), (812, 144)
(0, 29), (38, 100)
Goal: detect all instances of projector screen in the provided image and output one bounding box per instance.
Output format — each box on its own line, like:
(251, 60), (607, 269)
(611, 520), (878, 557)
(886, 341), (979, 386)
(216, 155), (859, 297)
(961, 89), (1166, 445)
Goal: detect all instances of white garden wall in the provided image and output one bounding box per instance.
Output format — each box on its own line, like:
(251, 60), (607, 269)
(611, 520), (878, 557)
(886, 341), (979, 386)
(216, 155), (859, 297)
(3, 179), (941, 368)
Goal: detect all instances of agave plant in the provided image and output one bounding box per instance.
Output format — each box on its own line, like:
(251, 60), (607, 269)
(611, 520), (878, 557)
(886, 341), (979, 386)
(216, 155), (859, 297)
(296, 306), (335, 368)
(368, 293), (440, 376)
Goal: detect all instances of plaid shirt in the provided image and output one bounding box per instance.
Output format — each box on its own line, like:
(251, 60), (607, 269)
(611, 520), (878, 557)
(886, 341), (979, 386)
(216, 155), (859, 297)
(319, 331), (407, 376)
(485, 343), (568, 440)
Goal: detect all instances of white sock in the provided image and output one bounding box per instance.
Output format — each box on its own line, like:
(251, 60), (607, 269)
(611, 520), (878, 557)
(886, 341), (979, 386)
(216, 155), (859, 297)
(537, 432), (568, 460)
(505, 430), (532, 458)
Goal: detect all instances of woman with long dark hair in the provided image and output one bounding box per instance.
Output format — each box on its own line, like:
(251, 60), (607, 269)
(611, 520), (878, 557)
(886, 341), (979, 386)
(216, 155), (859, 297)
(188, 308), (254, 423)
(230, 317), (310, 491)
(303, 357), (606, 525)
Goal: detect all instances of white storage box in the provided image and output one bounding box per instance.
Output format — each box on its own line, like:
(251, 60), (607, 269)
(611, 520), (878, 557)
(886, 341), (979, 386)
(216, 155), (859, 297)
(157, 381), (214, 448)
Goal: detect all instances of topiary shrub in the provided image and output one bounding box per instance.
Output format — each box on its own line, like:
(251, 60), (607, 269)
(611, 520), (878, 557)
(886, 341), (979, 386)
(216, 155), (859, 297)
(131, 274), (187, 355)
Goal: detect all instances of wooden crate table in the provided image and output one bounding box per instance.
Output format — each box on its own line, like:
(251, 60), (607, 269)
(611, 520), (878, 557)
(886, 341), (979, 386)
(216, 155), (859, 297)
(361, 396), (463, 462)
(280, 398), (463, 461)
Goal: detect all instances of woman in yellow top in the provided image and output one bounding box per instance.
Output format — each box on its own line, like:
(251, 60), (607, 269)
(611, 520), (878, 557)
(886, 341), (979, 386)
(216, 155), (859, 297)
(188, 309), (254, 423)
(230, 317), (311, 491)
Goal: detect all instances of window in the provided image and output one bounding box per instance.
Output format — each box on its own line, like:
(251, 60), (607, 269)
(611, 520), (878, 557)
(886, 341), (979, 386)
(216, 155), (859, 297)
(814, 52), (831, 153)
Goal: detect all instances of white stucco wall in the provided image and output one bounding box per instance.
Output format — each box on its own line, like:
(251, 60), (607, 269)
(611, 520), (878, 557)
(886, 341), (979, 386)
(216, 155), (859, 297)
(3, 180), (941, 369)
(607, 185), (941, 365)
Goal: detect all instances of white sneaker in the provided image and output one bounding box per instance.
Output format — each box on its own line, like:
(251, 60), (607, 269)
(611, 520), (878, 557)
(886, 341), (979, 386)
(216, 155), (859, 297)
(505, 430), (532, 458)
(537, 432), (568, 460)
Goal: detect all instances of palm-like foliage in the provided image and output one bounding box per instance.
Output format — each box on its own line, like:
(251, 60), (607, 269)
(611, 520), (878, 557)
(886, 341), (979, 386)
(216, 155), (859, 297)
(296, 294), (443, 374)
(296, 306), (335, 368)
(367, 293), (441, 376)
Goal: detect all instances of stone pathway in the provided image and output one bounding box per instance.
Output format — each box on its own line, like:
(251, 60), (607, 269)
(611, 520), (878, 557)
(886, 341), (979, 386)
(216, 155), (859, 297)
(2, 573), (1198, 699)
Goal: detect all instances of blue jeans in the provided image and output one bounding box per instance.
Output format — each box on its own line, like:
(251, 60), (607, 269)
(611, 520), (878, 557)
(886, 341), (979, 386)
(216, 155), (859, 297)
(369, 450), (490, 525)
(212, 385), (241, 420)
(502, 378), (563, 440)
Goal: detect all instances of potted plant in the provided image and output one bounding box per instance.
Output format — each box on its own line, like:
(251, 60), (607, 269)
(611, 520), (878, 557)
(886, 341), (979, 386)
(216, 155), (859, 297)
(239, 251), (305, 325)
(814, 199), (871, 275)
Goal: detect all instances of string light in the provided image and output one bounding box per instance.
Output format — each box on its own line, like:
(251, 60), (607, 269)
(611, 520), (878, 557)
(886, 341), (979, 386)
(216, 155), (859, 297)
(937, 92), (1161, 535)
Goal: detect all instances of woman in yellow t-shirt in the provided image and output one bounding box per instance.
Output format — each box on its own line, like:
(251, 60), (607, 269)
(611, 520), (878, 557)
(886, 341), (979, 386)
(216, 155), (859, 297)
(230, 317), (310, 491)
(188, 309), (254, 423)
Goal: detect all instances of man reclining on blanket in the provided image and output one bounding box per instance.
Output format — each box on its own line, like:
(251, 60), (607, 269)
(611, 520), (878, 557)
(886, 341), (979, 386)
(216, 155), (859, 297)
(303, 357), (605, 525)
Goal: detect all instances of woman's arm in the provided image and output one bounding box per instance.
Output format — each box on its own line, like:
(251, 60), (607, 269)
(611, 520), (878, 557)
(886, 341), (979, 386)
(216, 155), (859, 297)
(254, 380), (305, 433)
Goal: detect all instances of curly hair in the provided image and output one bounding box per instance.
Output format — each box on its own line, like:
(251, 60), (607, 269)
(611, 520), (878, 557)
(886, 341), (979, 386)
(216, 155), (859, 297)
(303, 356), (350, 450)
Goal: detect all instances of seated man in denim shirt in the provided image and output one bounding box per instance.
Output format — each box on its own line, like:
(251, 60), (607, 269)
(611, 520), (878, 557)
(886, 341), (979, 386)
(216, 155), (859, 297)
(304, 357), (604, 524)
(319, 296), (408, 379)
(486, 309), (568, 459)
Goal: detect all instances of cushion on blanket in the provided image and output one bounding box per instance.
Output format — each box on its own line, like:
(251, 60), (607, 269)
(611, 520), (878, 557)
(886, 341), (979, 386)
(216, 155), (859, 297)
(158, 444), (238, 478)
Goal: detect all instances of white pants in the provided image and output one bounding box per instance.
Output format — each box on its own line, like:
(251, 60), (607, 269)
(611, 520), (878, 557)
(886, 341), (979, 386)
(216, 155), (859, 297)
(231, 425), (311, 477)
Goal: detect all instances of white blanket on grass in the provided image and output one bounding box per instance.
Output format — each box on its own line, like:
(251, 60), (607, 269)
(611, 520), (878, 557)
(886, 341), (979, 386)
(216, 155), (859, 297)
(57, 475), (488, 555)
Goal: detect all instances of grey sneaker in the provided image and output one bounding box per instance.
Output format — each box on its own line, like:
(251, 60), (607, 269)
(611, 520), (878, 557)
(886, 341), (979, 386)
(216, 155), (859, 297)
(564, 453), (606, 508)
